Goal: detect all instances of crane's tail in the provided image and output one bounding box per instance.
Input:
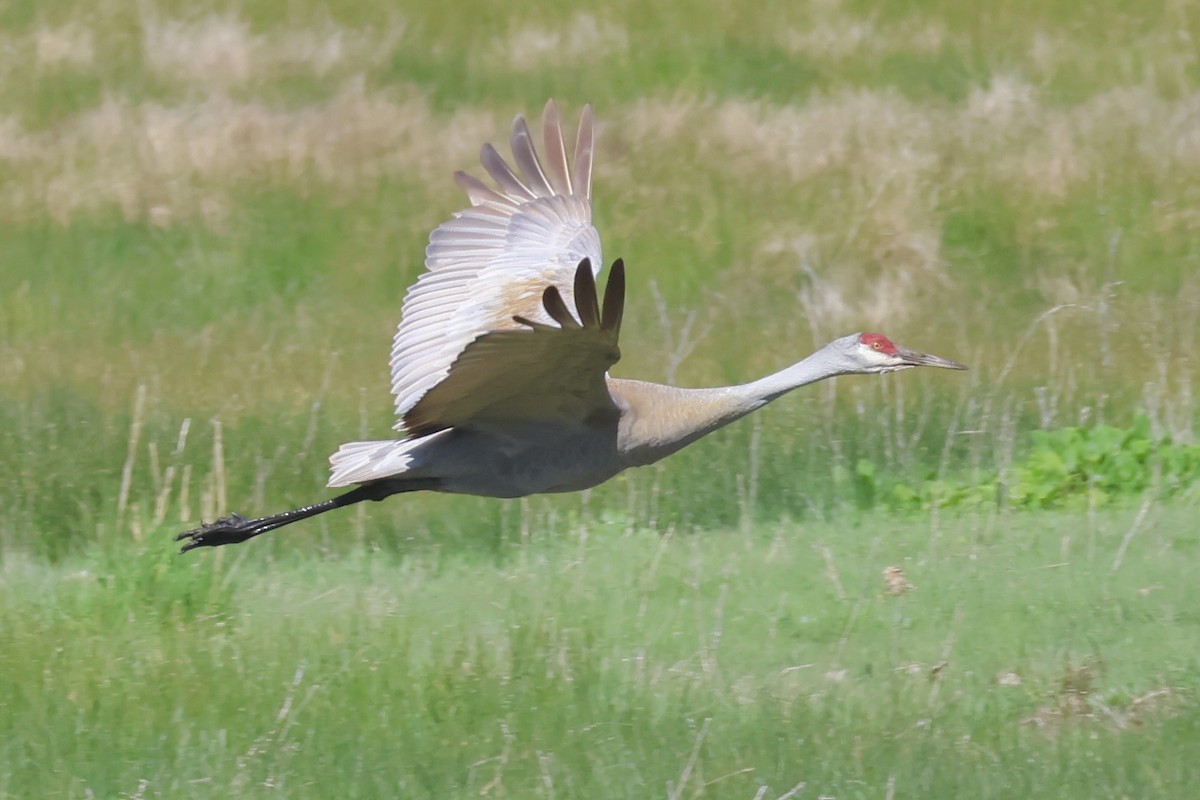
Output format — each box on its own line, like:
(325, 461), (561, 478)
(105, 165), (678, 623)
(327, 433), (446, 487)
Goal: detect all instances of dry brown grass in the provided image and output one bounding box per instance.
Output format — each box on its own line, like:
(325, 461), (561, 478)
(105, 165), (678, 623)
(616, 85), (1200, 333)
(2, 47), (1195, 235)
(33, 23), (96, 68)
(0, 13), (401, 85)
(3, 12), (1199, 412)
(0, 84), (499, 225)
(1022, 660), (1183, 737)
(775, 5), (946, 60)
(627, 82), (1200, 203)
(486, 12), (628, 73)
(769, 84), (1187, 188)
(881, 566), (914, 595)
(141, 14), (403, 86)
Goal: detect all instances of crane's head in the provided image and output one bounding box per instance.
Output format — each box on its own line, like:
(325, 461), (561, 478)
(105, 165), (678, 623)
(838, 332), (967, 374)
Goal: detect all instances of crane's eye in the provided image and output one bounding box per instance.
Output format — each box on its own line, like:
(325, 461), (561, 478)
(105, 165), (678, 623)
(872, 341), (883, 350)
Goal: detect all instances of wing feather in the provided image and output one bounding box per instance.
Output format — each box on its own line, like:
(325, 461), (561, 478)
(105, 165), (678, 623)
(480, 143), (536, 201)
(602, 258), (626, 334)
(510, 116), (555, 197)
(403, 260), (625, 437)
(388, 101), (605, 434)
(573, 105), (595, 200)
(573, 258), (601, 328)
(541, 284), (582, 329)
(541, 99), (572, 195)
(452, 171), (514, 207)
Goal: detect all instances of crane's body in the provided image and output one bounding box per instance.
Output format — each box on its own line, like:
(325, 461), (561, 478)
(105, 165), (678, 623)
(322, 370), (837, 499)
(177, 101), (965, 552)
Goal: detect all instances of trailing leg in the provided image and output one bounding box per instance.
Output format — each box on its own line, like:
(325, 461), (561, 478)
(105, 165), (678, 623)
(174, 479), (437, 553)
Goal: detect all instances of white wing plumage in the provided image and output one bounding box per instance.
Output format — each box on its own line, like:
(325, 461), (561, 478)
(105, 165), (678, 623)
(402, 258), (625, 438)
(389, 100), (603, 434)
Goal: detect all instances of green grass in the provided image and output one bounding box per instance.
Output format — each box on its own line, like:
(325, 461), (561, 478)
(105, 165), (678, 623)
(2, 0), (1200, 795)
(3, 505), (1198, 798)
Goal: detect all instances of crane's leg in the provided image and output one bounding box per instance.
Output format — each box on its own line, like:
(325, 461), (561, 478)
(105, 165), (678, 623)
(174, 479), (438, 553)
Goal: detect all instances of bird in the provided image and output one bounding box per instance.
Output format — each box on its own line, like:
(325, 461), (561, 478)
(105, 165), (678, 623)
(176, 100), (966, 553)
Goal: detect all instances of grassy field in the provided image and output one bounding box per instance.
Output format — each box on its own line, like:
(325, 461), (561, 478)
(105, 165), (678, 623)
(3, 506), (1199, 798)
(1, 0), (1199, 796)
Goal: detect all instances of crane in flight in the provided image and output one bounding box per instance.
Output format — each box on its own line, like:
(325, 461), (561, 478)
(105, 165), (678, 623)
(176, 100), (966, 553)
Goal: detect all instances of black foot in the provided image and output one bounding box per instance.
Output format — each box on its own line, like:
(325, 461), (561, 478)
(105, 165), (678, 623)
(175, 513), (260, 553)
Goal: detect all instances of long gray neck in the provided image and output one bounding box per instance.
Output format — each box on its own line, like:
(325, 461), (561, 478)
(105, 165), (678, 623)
(613, 344), (850, 468)
(729, 345), (848, 413)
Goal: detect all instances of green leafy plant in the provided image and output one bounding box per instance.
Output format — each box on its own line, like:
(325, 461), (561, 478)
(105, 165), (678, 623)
(881, 416), (1200, 512)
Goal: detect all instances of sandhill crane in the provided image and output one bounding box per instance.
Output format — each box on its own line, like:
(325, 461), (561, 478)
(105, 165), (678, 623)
(176, 100), (966, 553)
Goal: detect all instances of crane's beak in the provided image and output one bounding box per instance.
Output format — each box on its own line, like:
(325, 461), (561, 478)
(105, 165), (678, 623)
(896, 346), (968, 371)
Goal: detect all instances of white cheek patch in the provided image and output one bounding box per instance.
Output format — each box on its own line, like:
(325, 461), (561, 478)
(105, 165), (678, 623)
(862, 347), (897, 369)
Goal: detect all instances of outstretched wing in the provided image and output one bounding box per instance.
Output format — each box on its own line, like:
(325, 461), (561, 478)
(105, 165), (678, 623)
(403, 259), (626, 437)
(389, 100), (603, 434)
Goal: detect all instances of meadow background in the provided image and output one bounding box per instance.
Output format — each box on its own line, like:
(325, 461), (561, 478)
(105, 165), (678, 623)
(2, 0), (1199, 797)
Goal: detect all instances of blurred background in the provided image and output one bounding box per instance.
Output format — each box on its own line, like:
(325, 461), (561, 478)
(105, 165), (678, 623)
(2, 1), (1199, 797)
(1, 0), (1198, 556)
